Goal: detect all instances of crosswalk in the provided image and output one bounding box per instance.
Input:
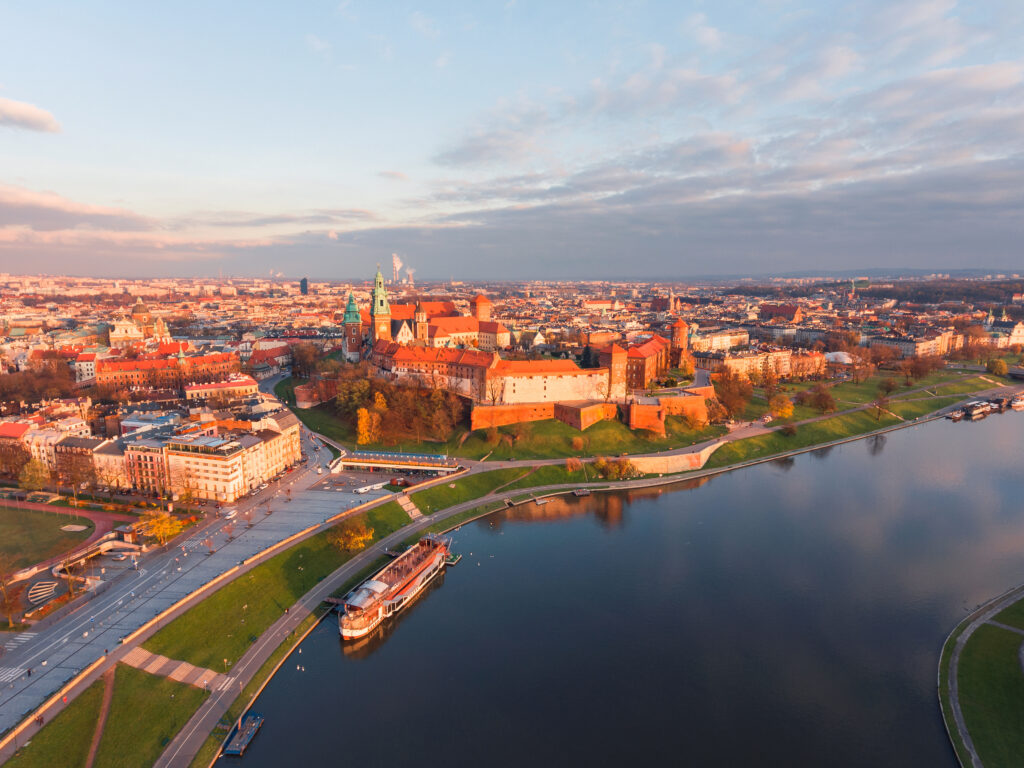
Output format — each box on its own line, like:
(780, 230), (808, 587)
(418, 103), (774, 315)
(214, 676), (235, 692)
(1, 632), (37, 652)
(0, 667), (25, 683)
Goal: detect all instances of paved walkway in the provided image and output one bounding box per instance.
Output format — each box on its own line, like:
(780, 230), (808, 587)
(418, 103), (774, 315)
(396, 494), (422, 520)
(120, 647), (230, 691)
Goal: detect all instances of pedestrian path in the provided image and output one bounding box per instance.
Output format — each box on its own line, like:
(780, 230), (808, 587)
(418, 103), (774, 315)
(120, 647), (229, 691)
(0, 667), (25, 683)
(397, 494), (423, 520)
(1, 632), (37, 651)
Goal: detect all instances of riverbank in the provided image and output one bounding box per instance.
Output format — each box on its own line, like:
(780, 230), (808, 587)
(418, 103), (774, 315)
(939, 581), (1024, 767)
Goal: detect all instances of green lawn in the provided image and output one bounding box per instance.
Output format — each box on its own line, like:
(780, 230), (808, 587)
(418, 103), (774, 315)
(273, 376), (306, 406)
(502, 464), (591, 491)
(453, 418), (726, 461)
(0, 506), (95, 572)
(410, 469), (529, 515)
(143, 503), (410, 670)
(93, 664), (208, 768)
(927, 376), (1000, 396)
(704, 410), (902, 468)
(5, 678), (105, 768)
(956, 623), (1024, 767)
(886, 396), (964, 420)
(993, 599), (1024, 631)
(938, 621), (971, 766)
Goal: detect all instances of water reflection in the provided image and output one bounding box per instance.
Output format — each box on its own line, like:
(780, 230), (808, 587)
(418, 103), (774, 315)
(235, 413), (1024, 768)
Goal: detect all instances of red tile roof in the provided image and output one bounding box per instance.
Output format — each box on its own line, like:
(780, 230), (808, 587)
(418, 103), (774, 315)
(0, 422), (31, 439)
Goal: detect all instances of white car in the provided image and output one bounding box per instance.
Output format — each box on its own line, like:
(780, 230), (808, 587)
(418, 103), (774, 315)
(224, 509), (237, 520)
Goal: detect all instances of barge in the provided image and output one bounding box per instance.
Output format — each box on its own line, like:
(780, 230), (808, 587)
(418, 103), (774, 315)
(223, 713), (264, 756)
(339, 535), (452, 640)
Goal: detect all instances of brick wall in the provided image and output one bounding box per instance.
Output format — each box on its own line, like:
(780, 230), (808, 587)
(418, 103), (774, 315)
(553, 402), (618, 430)
(470, 402), (555, 430)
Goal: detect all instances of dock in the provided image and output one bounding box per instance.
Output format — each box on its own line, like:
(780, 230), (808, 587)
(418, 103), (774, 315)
(445, 553), (462, 566)
(223, 713), (264, 756)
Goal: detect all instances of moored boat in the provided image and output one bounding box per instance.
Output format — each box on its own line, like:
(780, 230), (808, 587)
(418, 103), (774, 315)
(338, 535), (451, 640)
(1011, 394), (1024, 411)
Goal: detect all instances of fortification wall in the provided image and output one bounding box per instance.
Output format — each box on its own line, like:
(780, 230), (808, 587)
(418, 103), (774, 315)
(470, 402), (555, 430)
(629, 440), (725, 474)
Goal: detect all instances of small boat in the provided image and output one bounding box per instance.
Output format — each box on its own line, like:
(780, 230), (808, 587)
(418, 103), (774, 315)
(338, 535), (451, 640)
(946, 409), (964, 422)
(223, 713), (264, 756)
(1012, 395), (1024, 411)
(573, 488), (592, 497)
(534, 497), (550, 506)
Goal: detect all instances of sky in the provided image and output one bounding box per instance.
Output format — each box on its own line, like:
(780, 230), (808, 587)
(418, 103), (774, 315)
(1, 0), (1023, 280)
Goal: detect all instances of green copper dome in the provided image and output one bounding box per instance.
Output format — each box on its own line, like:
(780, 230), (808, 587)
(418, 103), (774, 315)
(343, 292), (361, 324)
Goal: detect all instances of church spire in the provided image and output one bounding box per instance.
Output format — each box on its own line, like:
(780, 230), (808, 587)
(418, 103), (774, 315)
(371, 265), (390, 317)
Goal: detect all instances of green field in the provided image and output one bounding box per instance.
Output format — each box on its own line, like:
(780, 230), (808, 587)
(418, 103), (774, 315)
(410, 468), (529, 515)
(501, 464), (591, 491)
(453, 418), (726, 461)
(0, 506), (95, 572)
(704, 410), (903, 468)
(886, 396), (963, 420)
(927, 376), (999, 396)
(5, 677), (105, 768)
(955, 623), (1024, 767)
(143, 503), (410, 670)
(92, 665), (208, 768)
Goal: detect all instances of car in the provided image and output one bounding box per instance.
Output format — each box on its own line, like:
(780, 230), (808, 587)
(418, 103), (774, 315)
(259, 483), (268, 490)
(111, 553), (128, 562)
(224, 509), (237, 519)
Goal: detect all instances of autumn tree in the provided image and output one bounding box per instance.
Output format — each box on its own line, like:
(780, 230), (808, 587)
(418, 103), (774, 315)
(987, 358), (1009, 376)
(18, 458), (50, 492)
(356, 407), (381, 445)
(712, 368), (753, 419)
(0, 442), (30, 481)
(566, 456), (584, 472)
(879, 377), (898, 396)
(327, 518), (375, 552)
(0, 553), (18, 628)
(139, 510), (183, 545)
(768, 394), (794, 420)
(796, 383), (836, 414)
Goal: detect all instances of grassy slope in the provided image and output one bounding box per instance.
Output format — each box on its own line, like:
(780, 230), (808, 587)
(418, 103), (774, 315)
(92, 664), (208, 768)
(704, 410), (903, 468)
(502, 465), (591, 490)
(956, 623), (1024, 767)
(453, 418), (726, 461)
(4, 678), (105, 768)
(143, 503), (410, 670)
(886, 396), (963, 420)
(0, 506), (95, 571)
(410, 469), (529, 515)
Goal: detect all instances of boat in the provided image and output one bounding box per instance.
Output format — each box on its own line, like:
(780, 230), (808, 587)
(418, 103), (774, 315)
(223, 713), (264, 756)
(946, 409), (964, 422)
(338, 535), (452, 640)
(1012, 395), (1024, 411)
(573, 488), (592, 497)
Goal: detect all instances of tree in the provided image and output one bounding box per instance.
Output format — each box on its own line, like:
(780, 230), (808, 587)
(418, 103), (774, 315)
(291, 343), (322, 378)
(0, 553), (18, 628)
(565, 456), (584, 472)
(18, 459), (50, 492)
(373, 391), (388, 412)
(487, 377), (504, 405)
(987, 358), (1009, 376)
(139, 510), (183, 545)
(768, 394), (794, 420)
(872, 395), (889, 421)
(0, 442), (30, 481)
(879, 377), (898, 396)
(712, 368), (753, 419)
(571, 436), (585, 451)
(327, 518), (375, 552)
(356, 407), (381, 445)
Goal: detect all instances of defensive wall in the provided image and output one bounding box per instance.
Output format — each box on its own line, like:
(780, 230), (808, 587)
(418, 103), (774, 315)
(628, 440), (725, 474)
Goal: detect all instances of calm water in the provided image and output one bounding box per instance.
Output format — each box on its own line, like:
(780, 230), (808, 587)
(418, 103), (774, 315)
(231, 413), (1024, 767)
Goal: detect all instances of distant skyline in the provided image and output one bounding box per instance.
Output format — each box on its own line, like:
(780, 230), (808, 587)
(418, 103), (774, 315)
(1, 1), (1023, 279)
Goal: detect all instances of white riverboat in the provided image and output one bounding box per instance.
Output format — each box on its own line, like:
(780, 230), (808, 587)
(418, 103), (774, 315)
(338, 535), (453, 640)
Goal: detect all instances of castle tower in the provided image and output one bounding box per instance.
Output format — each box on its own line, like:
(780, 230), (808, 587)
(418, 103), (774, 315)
(470, 294), (492, 322)
(370, 266), (391, 343)
(343, 292), (363, 361)
(415, 299), (429, 344)
(599, 343), (628, 399)
(671, 318), (689, 352)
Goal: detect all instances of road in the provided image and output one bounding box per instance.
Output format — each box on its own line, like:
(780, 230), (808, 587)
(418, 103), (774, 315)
(0, 421), (378, 746)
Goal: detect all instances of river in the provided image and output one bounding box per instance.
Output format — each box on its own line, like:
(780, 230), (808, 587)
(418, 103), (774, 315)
(228, 412), (1024, 767)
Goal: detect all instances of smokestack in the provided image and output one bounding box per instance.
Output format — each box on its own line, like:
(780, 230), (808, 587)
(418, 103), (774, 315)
(392, 253), (403, 283)
(405, 267), (416, 287)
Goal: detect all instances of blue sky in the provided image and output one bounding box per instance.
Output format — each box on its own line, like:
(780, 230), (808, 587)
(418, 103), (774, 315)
(1, 0), (1023, 279)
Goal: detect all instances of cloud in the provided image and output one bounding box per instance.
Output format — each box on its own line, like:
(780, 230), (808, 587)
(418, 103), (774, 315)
(305, 34), (331, 55)
(0, 97), (61, 133)
(683, 13), (721, 51)
(410, 11), (439, 39)
(0, 184), (150, 231)
(378, 170), (408, 181)
(435, 51), (452, 69)
(179, 208), (377, 229)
